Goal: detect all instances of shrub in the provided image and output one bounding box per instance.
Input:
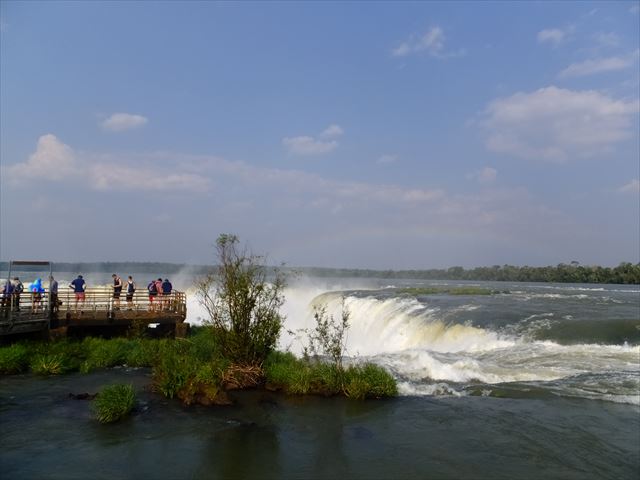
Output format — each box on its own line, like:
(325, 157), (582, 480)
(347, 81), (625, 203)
(93, 384), (136, 424)
(30, 353), (67, 375)
(344, 363), (398, 399)
(0, 344), (31, 374)
(304, 303), (350, 370)
(152, 340), (197, 398)
(125, 339), (161, 367)
(196, 234), (286, 365)
(80, 338), (129, 373)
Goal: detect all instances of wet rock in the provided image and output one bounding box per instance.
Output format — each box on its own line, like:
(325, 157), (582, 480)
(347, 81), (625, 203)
(68, 392), (97, 400)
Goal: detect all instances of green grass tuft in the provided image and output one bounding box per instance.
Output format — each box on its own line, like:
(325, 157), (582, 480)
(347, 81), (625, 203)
(30, 353), (68, 375)
(0, 343), (31, 374)
(93, 384), (136, 424)
(264, 351), (397, 399)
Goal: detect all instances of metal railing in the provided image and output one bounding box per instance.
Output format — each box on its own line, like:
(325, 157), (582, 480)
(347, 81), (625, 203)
(1, 288), (186, 317)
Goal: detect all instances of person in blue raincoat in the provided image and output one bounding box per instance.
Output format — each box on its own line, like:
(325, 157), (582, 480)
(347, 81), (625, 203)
(31, 278), (45, 312)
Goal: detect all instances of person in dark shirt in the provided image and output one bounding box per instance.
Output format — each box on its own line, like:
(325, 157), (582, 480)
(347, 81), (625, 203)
(161, 279), (173, 310)
(69, 275), (86, 311)
(112, 274), (123, 309)
(1, 281), (13, 308)
(13, 277), (23, 311)
(126, 276), (135, 309)
(49, 276), (59, 313)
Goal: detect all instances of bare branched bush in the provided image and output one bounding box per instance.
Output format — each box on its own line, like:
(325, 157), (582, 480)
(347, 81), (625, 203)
(300, 300), (350, 370)
(196, 234), (286, 365)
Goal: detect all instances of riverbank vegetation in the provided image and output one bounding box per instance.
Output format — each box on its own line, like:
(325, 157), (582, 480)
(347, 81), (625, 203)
(394, 286), (500, 296)
(0, 234), (398, 406)
(0, 330), (396, 403)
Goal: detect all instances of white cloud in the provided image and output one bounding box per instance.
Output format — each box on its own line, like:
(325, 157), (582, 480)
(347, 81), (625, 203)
(392, 26), (463, 58)
(101, 113), (148, 132)
(283, 124), (343, 155)
(282, 136), (338, 155)
(3, 134), (209, 192)
(469, 167), (498, 183)
(618, 179), (640, 194)
(480, 86), (639, 162)
(89, 164), (209, 192)
(320, 124), (344, 138)
(537, 28), (567, 46)
(5, 134), (80, 182)
(593, 32), (621, 48)
(392, 43), (411, 57)
(559, 50), (640, 78)
(377, 154), (398, 165)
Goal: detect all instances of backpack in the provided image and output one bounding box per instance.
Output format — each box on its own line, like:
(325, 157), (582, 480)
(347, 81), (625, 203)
(148, 282), (157, 294)
(15, 282), (23, 294)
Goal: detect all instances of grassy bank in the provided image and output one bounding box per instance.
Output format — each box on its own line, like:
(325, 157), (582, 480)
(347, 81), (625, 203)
(0, 329), (397, 404)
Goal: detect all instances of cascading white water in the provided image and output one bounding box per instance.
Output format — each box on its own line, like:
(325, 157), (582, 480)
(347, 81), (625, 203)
(185, 280), (640, 404)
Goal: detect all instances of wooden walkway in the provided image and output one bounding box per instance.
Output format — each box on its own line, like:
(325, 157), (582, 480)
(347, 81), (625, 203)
(0, 288), (188, 338)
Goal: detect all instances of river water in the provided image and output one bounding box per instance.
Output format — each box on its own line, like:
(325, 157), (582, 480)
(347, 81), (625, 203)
(1, 274), (639, 478)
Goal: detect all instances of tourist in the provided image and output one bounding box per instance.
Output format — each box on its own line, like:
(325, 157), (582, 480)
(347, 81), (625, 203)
(154, 278), (164, 311)
(162, 278), (172, 309)
(112, 274), (123, 309)
(126, 276), (135, 309)
(148, 279), (158, 310)
(49, 276), (59, 313)
(69, 275), (86, 312)
(12, 277), (23, 311)
(1, 280), (13, 308)
(30, 278), (44, 312)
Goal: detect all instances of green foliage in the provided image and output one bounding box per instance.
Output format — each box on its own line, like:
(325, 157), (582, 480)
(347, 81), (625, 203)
(93, 384), (136, 424)
(264, 351), (311, 394)
(343, 364), (398, 399)
(196, 234), (286, 364)
(303, 303), (350, 370)
(263, 351), (397, 399)
(0, 344), (31, 374)
(151, 340), (195, 398)
(30, 353), (67, 375)
(125, 339), (163, 367)
(80, 338), (130, 373)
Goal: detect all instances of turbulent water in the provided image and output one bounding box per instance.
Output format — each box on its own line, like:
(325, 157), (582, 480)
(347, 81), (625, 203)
(164, 273), (639, 406)
(274, 279), (639, 405)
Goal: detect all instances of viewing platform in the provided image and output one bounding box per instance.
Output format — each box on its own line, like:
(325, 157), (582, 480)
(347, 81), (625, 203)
(1, 261), (188, 339)
(1, 288), (188, 338)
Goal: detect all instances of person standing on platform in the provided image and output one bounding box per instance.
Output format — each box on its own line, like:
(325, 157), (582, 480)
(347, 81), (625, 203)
(13, 277), (23, 311)
(148, 279), (158, 310)
(49, 276), (59, 313)
(126, 276), (136, 309)
(1, 280), (14, 308)
(161, 278), (172, 310)
(112, 274), (123, 309)
(30, 278), (44, 312)
(69, 275), (86, 312)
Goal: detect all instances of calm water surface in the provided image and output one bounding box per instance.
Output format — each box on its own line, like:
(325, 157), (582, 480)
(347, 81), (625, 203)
(1, 369), (638, 480)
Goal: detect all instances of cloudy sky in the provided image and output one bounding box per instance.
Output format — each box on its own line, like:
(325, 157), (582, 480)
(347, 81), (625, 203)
(1, 1), (638, 269)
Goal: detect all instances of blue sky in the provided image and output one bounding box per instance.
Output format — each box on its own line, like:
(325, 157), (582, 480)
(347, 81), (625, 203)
(1, 1), (638, 268)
